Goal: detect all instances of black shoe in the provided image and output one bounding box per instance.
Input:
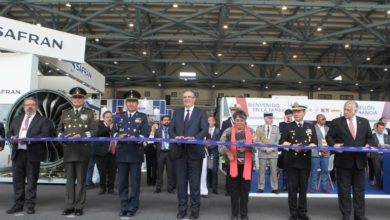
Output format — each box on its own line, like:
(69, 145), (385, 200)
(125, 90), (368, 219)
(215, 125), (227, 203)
(289, 214), (298, 220)
(62, 208), (74, 215)
(126, 211), (135, 217)
(6, 205), (23, 214)
(201, 195), (208, 198)
(168, 189), (175, 194)
(212, 189), (218, 194)
(75, 209), (83, 216)
(74, 209), (83, 216)
(27, 207), (35, 214)
(299, 214), (311, 220)
(241, 215), (249, 220)
(189, 211), (199, 220)
(98, 189), (106, 195)
(257, 189), (264, 193)
(272, 189), (279, 194)
(118, 211), (127, 216)
(176, 210), (187, 219)
(154, 188), (161, 193)
(107, 189), (117, 195)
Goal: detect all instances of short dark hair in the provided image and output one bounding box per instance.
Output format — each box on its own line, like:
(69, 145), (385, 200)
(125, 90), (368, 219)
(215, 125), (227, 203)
(161, 115), (170, 121)
(284, 109), (293, 115)
(377, 122), (385, 127)
(379, 117), (387, 122)
(233, 110), (247, 121)
(102, 111), (112, 118)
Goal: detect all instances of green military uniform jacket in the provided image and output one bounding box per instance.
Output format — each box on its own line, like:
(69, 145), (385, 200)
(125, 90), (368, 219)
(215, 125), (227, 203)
(57, 107), (97, 162)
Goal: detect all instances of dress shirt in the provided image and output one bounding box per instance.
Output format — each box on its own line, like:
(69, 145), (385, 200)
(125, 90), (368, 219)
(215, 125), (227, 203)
(376, 133), (385, 145)
(18, 113), (36, 150)
(183, 105), (195, 120)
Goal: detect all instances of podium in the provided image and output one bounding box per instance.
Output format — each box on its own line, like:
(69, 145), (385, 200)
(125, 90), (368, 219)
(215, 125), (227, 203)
(383, 153), (390, 194)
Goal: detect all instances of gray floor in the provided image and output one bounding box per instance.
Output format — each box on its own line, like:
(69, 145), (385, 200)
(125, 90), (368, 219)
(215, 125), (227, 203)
(0, 179), (389, 220)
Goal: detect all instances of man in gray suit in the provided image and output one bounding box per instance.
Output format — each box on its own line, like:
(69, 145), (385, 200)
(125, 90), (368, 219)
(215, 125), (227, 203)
(309, 114), (330, 193)
(256, 113), (280, 194)
(370, 121), (390, 189)
(57, 87), (97, 216)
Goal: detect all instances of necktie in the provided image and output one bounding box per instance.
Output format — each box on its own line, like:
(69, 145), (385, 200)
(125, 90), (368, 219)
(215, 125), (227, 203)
(75, 109), (79, 115)
(266, 126), (270, 139)
(110, 141), (116, 155)
(184, 109), (190, 135)
(164, 128), (169, 150)
(349, 118), (356, 139)
(24, 114), (31, 129)
(298, 123), (302, 128)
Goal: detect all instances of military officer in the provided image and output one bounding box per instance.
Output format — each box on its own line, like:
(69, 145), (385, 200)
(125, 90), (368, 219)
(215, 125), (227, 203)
(113, 90), (149, 217)
(57, 87), (97, 216)
(279, 102), (317, 220)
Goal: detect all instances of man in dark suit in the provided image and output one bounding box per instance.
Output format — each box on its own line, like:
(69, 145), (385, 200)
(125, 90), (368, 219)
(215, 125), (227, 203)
(169, 89), (208, 220)
(113, 90), (149, 217)
(206, 115), (221, 194)
(326, 100), (375, 220)
(95, 111), (117, 195)
(379, 117), (390, 135)
(370, 121), (390, 189)
(278, 109), (293, 192)
(151, 115), (175, 194)
(221, 103), (240, 196)
(279, 103), (317, 220)
(6, 96), (50, 214)
(0, 122), (4, 151)
(57, 87), (97, 216)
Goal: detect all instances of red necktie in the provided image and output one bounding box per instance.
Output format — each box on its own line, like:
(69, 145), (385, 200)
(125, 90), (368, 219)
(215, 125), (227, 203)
(111, 141), (116, 155)
(349, 118), (356, 139)
(24, 114), (31, 129)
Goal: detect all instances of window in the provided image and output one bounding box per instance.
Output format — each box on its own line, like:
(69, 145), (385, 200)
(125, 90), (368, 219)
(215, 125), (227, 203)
(340, 95), (354, 100)
(318, 94), (332, 99)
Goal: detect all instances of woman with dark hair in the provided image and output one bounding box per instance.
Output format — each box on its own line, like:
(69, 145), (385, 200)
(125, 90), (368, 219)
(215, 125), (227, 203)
(219, 110), (258, 220)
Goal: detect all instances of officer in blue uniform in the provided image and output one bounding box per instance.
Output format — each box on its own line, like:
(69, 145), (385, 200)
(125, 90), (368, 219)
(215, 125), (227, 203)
(113, 90), (149, 217)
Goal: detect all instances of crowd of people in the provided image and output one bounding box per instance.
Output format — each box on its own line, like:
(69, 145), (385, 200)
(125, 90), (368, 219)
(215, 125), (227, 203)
(0, 87), (388, 220)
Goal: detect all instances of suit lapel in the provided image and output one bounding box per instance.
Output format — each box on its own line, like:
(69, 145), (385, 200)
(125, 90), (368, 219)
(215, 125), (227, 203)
(355, 117), (362, 139)
(27, 115), (40, 135)
(341, 118), (353, 139)
(15, 116), (24, 135)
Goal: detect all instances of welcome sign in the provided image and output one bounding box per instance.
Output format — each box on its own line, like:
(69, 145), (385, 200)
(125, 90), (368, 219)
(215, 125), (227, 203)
(0, 16), (85, 63)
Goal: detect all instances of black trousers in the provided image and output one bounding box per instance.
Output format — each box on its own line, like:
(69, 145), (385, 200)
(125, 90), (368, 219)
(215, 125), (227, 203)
(223, 163), (231, 194)
(12, 150), (40, 208)
(229, 164), (251, 217)
(156, 151), (174, 191)
(95, 153), (117, 191)
(287, 167), (310, 215)
(145, 148), (157, 185)
(368, 154), (382, 188)
(336, 166), (366, 219)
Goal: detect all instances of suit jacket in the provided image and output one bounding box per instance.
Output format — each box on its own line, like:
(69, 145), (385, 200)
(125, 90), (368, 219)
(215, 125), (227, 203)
(221, 117), (233, 133)
(0, 122), (4, 148)
(94, 121), (112, 156)
(312, 124), (330, 157)
(7, 114), (50, 162)
(113, 111), (149, 163)
(326, 116), (375, 169)
(154, 126), (173, 158)
(370, 132), (390, 158)
(169, 107), (208, 160)
(206, 127), (221, 155)
(57, 107), (97, 162)
(279, 121), (318, 169)
(256, 124), (280, 159)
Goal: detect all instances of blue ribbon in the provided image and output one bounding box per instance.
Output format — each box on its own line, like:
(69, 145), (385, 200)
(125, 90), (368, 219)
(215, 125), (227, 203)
(0, 137), (388, 153)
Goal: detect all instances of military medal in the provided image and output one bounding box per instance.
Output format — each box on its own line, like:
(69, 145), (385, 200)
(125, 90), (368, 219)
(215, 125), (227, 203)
(81, 114), (88, 121)
(135, 118), (141, 123)
(79, 124), (82, 127)
(84, 125), (88, 128)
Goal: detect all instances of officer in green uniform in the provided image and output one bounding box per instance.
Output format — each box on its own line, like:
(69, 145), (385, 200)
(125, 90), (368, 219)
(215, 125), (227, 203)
(57, 87), (97, 216)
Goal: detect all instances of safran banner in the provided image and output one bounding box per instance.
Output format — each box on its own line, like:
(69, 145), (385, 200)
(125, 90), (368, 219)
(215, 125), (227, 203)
(221, 97), (389, 128)
(0, 16), (85, 63)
